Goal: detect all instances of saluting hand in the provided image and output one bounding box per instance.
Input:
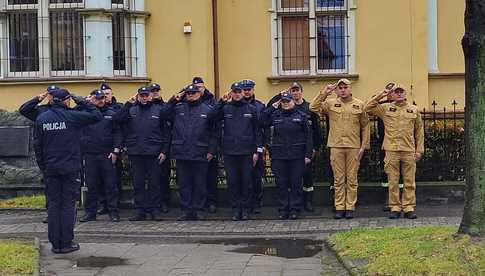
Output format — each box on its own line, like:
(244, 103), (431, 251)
(272, 99), (281, 109)
(304, 157), (311, 165)
(322, 84), (336, 96)
(38, 91), (49, 101)
(128, 94), (137, 104)
(175, 91), (185, 102)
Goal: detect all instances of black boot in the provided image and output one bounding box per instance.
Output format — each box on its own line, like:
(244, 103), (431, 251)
(304, 191), (315, 212)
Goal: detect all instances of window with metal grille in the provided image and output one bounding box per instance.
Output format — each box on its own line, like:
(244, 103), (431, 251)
(49, 10), (84, 73)
(274, 0), (350, 75)
(0, 0), (143, 79)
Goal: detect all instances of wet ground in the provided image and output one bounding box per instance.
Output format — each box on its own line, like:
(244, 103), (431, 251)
(40, 236), (348, 276)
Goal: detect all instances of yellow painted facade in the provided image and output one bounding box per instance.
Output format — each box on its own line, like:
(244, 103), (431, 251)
(0, 0), (465, 111)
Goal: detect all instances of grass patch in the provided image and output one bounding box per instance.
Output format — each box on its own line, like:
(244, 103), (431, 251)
(0, 239), (37, 276)
(0, 195), (45, 209)
(328, 226), (485, 276)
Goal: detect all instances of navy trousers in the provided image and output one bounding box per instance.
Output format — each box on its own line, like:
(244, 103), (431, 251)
(224, 155), (252, 212)
(46, 172), (79, 249)
(84, 154), (119, 216)
(271, 159), (305, 214)
(176, 160), (209, 215)
(130, 155), (161, 215)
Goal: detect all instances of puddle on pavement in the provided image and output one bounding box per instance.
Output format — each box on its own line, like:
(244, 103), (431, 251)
(76, 256), (126, 268)
(199, 238), (323, 259)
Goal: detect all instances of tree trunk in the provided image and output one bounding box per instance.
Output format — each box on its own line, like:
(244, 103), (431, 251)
(458, 0), (485, 236)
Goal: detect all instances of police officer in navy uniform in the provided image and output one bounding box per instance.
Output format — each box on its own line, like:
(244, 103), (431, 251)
(267, 83), (322, 212)
(97, 83), (123, 215)
(240, 79), (267, 214)
(192, 76), (219, 213)
(160, 84), (218, 221)
(261, 92), (313, 220)
(217, 82), (263, 220)
(149, 83), (171, 213)
(114, 86), (168, 221)
(79, 90), (122, 223)
(34, 88), (102, 254)
(19, 85), (59, 223)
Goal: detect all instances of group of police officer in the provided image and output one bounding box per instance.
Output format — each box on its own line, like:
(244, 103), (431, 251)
(20, 77), (424, 254)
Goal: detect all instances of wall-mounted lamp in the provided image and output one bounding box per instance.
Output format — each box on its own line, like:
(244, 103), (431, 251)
(184, 22), (192, 34)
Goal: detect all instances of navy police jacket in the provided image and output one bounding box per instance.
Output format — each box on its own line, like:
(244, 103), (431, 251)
(161, 98), (218, 161)
(34, 101), (103, 175)
(114, 101), (169, 156)
(216, 100), (262, 156)
(260, 106), (313, 160)
(81, 105), (123, 155)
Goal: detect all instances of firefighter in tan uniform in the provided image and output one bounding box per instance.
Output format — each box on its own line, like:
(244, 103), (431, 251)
(364, 84), (424, 219)
(310, 79), (370, 219)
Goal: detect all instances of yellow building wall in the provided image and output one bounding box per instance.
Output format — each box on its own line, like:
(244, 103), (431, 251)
(437, 0), (465, 73)
(0, 0), (466, 111)
(429, 78), (465, 109)
(146, 0), (215, 100)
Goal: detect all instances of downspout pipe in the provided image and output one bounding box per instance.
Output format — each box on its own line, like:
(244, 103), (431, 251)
(212, 0), (220, 98)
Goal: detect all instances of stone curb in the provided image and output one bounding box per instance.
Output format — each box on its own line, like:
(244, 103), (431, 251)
(33, 237), (40, 276)
(323, 238), (361, 276)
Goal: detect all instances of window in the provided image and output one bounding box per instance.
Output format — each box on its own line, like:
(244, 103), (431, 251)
(0, 0), (145, 79)
(273, 0), (352, 75)
(112, 12), (127, 73)
(8, 12), (39, 73)
(50, 10), (84, 74)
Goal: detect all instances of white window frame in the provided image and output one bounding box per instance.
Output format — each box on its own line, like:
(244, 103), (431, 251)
(271, 0), (356, 76)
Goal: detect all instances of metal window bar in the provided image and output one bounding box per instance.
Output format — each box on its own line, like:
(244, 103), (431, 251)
(112, 12), (126, 74)
(49, 9), (85, 76)
(276, 0), (349, 75)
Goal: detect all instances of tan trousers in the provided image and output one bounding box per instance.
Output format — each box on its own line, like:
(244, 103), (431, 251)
(330, 148), (361, 211)
(384, 151), (416, 212)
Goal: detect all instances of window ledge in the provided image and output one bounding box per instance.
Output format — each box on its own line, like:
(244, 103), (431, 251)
(428, 72), (464, 79)
(267, 73), (359, 84)
(0, 76), (151, 85)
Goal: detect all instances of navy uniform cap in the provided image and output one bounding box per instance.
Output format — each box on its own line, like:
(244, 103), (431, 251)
(192, 77), (204, 84)
(280, 92), (293, 101)
(240, 79), (255, 89)
(138, 86), (151, 95)
(100, 83), (111, 91)
(231, 82), (242, 91)
(90, 89), (105, 99)
(150, 83), (161, 92)
(47, 85), (60, 93)
(185, 84), (200, 93)
(51, 89), (71, 101)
